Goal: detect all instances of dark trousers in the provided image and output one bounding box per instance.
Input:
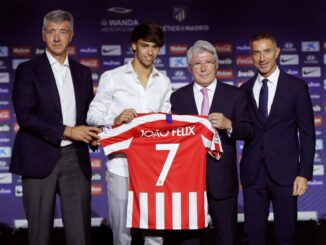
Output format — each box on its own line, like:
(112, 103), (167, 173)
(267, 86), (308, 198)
(243, 162), (297, 245)
(22, 145), (91, 245)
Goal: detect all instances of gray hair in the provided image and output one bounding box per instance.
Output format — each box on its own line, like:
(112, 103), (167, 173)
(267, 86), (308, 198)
(42, 10), (74, 32)
(186, 40), (219, 66)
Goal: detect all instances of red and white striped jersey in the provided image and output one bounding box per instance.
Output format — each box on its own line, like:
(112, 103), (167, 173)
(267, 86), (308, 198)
(100, 113), (223, 230)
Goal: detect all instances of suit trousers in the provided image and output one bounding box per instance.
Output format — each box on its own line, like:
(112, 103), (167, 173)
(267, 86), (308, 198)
(22, 144), (91, 245)
(243, 161), (297, 245)
(107, 171), (163, 245)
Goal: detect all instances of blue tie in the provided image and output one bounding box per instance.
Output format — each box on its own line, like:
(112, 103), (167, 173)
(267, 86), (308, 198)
(259, 79), (269, 121)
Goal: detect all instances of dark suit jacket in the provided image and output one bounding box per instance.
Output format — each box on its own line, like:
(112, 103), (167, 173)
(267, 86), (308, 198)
(10, 53), (94, 179)
(171, 81), (253, 199)
(240, 70), (315, 186)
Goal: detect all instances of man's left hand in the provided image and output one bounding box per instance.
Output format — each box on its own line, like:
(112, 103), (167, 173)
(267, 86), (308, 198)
(208, 112), (232, 130)
(292, 176), (308, 196)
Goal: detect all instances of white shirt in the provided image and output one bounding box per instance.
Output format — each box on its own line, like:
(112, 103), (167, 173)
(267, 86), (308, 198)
(87, 60), (172, 176)
(193, 79), (217, 114)
(46, 50), (76, 146)
(253, 66), (280, 115)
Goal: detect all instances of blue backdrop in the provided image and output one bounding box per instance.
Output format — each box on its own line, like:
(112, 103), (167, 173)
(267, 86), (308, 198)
(0, 0), (325, 227)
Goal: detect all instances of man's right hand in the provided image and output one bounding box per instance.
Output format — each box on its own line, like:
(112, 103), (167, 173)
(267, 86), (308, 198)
(64, 125), (102, 144)
(114, 109), (137, 125)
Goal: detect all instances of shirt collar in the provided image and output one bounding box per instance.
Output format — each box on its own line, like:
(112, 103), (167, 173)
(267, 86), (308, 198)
(257, 66), (280, 85)
(46, 49), (69, 67)
(193, 79), (217, 93)
(125, 59), (161, 77)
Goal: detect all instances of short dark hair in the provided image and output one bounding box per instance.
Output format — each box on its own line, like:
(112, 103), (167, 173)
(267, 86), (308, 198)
(130, 21), (164, 47)
(250, 32), (277, 47)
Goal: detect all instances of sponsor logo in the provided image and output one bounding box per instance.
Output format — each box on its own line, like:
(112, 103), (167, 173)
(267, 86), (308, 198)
(102, 60), (121, 67)
(0, 110), (10, 120)
(169, 57), (187, 68)
(280, 54), (299, 65)
(284, 69), (299, 75)
(304, 54), (319, 65)
(12, 46), (31, 57)
(313, 104), (321, 112)
(80, 47), (98, 54)
(169, 44), (188, 55)
(308, 180), (323, 186)
(217, 69), (234, 79)
(310, 94), (320, 99)
(0, 60), (7, 69)
(0, 46), (9, 57)
(154, 58), (164, 68)
(15, 186), (23, 196)
(314, 116), (323, 126)
(67, 46), (76, 56)
(158, 45), (166, 55)
(0, 160), (8, 170)
(91, 184), (103, 195)
(80, 58), (99, 69)
(101, 45), (121, 56)
(315, 130), (322, 136)
(12, 59), (28, 70)
(92, 73), (99, 80)
(0, 72), (9, 83)
(0, 147), (11, 158)
(91, 158), (102, 169)
(215, 43), (232, 53)
(0, 188), (11, 194)
(301, 41), (320, 52)
(0, 173), (12, 183)
(237, 70), (255, 78)
(236, 56), (253, 66)
(308, 81), (320, 88)
(0, 138), (10, 143)
(100, 18), (139, 33)
(314, 153), (321, 162)
(313, 165), (324, 176)
(281, 42), (296, 52)
(124, 57), (133, 64)
(219, 57), (232, 65)
(106, 6), (133, 15)
(301, 67), (321, 77)
(315, 139), (323, 150)
(171, 70), (188, 80)
(223, 81), (235, 86)
(0, 88), (9, 94)
(324, 42), (326, 51)
(324, 80), (326, 90)
(236, 44), (250, 52)
(324, 54), (326, 65)
(35, 48), (45, 55)
(91, 173), (102, 181)
(173, 5), (186, 22)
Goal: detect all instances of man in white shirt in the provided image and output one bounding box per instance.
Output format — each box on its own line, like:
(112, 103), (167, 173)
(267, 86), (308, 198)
(10, 10), (101, 245)
(87, 21), (171, 245)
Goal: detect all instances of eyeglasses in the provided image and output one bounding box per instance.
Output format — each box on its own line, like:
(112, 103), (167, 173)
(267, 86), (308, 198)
(251, 49), (275, 57)
(44, 29), (71, 36)
(191, 60), (216, 69)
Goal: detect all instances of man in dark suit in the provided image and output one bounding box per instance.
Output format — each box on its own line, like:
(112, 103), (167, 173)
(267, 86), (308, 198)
(240, 32), (315, 245)
(170, 40), (253, 245)
(10, 10), (101, 245)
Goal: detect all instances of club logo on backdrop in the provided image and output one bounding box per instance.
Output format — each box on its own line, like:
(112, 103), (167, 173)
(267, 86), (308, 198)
(173, 5), (186, 22)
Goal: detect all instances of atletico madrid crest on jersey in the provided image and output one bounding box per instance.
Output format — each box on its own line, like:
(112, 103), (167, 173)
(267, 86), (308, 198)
(100, 113), (223, 230)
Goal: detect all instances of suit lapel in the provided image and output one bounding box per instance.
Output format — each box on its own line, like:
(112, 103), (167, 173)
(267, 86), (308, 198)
(210, 81), (223, 112)
(186, 82), (199, 114)
(38, 54), (62, 114)
(246, 77), (263, 124)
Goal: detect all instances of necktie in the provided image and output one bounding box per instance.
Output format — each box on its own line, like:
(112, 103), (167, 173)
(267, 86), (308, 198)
(200, 87), (209, 116)
(258, 79), (269, 121)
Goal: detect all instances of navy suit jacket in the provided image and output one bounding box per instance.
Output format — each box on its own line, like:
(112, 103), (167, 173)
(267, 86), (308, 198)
(171, 81), (253, 199)
(10, 53), (94, 179)
(240, 70), (315, 186)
